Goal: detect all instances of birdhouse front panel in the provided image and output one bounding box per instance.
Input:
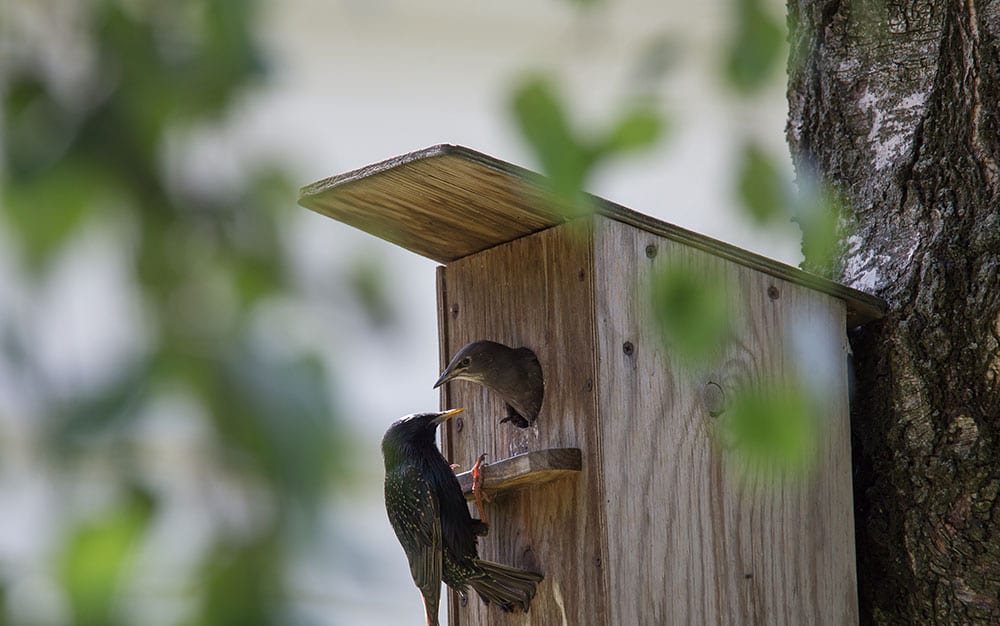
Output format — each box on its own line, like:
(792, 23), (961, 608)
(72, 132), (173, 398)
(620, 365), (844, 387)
(593, 216), (858, 625)
(438, 219), (610, 626)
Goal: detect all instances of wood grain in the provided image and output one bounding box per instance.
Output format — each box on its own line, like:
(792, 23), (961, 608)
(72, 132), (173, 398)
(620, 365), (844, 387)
(455, 448), (582, 500)
(438, 219), (608, 626)
(299, 144), (885, 326)
(593, 215), (858, 625)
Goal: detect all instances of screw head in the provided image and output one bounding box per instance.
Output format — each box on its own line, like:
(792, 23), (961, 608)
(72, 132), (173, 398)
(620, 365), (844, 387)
(450, 303), (460, 318)
(645, 244), (658, 258)
(767, 285), (780, 300)
(622, 341), (635, 356)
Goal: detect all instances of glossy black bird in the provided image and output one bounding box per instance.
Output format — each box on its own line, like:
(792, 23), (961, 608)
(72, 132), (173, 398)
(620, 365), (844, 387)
(434, 340), (544, 428)
(382, 409), (544, 626)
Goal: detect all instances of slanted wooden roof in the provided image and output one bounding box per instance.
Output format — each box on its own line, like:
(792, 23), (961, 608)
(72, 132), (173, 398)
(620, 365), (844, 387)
(298, 144), (886, 326)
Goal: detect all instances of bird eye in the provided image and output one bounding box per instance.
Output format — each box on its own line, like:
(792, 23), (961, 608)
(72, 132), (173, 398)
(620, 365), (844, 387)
(460, 357), (471, 367)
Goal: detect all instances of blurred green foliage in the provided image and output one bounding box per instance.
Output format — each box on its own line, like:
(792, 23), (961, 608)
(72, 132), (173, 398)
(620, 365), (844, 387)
(735, 140), (786, 224)
(58, 489), (155, 626)
(650, 264), (731, 366)
(510, 75), (665, 216)
(191, 530), (284, 626)
(723, 0), (785, 94)
(1, 1), (350, 624)
(732, 140), (847, 274)
(793, 180), (851, 276)
(721, 382), (820, 479)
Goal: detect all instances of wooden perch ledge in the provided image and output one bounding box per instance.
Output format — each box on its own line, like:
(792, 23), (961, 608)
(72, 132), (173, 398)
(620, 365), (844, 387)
(456, 447), (582, 501)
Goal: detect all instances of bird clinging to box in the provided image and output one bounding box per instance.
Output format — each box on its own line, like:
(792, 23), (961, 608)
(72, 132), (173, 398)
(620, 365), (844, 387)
(382, 409), (544, 626)
(434, 340), (544, 428)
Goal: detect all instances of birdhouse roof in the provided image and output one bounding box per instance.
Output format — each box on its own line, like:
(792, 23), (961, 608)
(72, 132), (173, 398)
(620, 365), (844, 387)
(298, 144), (885, 326)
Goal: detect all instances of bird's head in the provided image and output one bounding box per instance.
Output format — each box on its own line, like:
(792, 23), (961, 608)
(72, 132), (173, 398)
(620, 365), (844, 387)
(434, 340), (507, 388)
(381, 408), (465, 459)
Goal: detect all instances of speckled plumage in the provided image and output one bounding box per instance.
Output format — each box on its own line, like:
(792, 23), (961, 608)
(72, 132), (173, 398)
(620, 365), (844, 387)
(382, 410), (543, 626)
(434, 340), (544, 428)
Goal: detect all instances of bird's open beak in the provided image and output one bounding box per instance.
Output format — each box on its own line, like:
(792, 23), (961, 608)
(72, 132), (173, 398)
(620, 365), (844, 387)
(433, 368), (455, 389)
(432, 407), (465, 424)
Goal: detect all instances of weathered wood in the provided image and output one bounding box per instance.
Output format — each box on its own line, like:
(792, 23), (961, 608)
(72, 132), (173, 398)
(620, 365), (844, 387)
(455, 448), (582, 500)
(300, 146), (562, 264)
(593, 215), (858, 624)
(299, 144), (885, 327)
(438, 220), (608, 626)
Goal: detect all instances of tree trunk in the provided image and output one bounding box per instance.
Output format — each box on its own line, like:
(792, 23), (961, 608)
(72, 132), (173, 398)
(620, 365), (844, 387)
(786, 0), (1000, 623)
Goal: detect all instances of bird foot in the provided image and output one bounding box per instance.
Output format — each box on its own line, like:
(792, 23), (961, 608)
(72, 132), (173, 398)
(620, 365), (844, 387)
(471, 453), (491, 526)
(450, 463), (461, 471)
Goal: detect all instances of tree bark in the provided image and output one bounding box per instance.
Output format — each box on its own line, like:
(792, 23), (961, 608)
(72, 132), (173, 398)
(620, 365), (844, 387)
(786, 0), (1000, 623)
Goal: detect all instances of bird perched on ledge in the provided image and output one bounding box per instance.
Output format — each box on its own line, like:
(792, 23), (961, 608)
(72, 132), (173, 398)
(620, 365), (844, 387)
(434, 340), (544, 428)
(382, 409), (544, 626)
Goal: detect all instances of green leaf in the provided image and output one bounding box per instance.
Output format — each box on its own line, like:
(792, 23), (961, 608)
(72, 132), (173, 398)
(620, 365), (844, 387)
(509, 75), (593, 215)
(600, 106), (665, 155)
(794, 182), (850, 275)
(2, 76), (76, 179)
(1, 159), (115, 271)
(650, 264), (730, 365)
(735, 141), (786, 223)
(723, 382), (818, 478)
(724, 0), (785, 93)
(59, 489), (155, 626)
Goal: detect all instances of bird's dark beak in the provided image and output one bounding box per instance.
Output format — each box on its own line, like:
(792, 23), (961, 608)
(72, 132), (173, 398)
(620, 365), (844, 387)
(431, 407), (464, 424)
(433, 368), (455, 389)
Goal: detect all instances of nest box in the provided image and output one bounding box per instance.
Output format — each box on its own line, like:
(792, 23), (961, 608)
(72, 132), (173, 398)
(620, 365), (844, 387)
(299, 145), (885, 625)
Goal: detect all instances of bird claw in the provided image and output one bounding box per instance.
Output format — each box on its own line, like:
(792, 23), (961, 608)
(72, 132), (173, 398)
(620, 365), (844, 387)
(471, 453), (491, 526)
(450, 463), (461, 471)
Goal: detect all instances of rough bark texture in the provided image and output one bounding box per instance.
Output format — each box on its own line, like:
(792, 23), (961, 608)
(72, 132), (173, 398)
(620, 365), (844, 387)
(786, 0), (1000, 623)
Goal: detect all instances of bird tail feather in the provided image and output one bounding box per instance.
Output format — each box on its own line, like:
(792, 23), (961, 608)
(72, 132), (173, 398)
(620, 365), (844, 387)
(468, 559), (544, 613)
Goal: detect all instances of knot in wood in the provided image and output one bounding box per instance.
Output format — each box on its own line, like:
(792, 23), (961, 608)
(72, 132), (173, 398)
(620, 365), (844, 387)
(702, 381), (726, 417)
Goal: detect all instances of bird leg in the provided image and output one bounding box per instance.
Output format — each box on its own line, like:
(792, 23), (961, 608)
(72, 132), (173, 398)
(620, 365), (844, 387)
(471, 453), (492, 526)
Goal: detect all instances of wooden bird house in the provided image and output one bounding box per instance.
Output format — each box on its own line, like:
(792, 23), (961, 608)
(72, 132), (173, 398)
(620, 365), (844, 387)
(299, 145), (885, 625)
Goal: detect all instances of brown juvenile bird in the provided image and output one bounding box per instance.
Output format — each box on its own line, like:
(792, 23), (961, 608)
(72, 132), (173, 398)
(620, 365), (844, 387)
(434, 340), (544, 429)
(382, 409), (544, 626)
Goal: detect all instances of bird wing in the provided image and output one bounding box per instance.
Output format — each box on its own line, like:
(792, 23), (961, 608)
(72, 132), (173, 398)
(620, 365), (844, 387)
(385, 463), (442, 617)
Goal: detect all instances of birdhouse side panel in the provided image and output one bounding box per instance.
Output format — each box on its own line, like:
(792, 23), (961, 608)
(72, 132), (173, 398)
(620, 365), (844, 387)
(593, 216), (858, 625)
(438, 219), (609, 626)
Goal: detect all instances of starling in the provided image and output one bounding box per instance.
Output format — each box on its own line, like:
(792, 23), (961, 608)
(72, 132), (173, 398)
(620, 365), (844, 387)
(434, 340), (544, 428)
(382, 409), (544, 626)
